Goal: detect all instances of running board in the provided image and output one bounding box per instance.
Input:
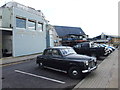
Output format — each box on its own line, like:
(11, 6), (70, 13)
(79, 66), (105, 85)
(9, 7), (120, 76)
(43, 66), (67, 73)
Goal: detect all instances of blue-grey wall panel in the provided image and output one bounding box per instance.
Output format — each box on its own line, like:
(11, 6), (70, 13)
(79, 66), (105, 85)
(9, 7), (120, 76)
(12, 8), (46, 57)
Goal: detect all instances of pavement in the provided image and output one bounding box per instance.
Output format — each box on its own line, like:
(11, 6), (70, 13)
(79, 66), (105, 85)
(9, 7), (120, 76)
(0, 49), (119, 89)
(73, 49), (119, 89)
(0, 53), (40, 65)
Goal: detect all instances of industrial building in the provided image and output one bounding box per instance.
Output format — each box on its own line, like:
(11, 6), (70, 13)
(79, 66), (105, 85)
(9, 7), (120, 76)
(0, 2), (55, 57)
(54, 26), (88, 46)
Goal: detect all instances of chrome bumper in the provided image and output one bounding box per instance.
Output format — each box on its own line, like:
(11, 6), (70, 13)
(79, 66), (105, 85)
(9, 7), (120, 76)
(82, 66), (97, 73)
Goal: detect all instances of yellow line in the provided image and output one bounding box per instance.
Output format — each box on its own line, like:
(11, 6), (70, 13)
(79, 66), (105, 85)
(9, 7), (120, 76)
(0, 60), (28, 67)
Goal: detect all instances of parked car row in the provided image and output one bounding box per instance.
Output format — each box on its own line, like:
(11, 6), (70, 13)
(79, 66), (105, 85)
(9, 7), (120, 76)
(96, 44), (115, 55)
(36, 42), (115, 79)
(73, 42), (115, 59)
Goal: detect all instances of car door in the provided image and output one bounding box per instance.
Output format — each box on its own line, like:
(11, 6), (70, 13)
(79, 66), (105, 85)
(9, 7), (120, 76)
(42, 49), (53, 67)
(81, 43), (90, 55)
(50, 49), (66, 70)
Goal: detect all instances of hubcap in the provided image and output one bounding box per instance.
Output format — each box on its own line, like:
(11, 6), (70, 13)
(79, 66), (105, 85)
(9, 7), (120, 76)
(72, 70), (78, 76)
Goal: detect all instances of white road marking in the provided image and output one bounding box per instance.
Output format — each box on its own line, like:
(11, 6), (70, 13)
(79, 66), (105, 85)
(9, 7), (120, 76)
(14, 70), (65, 84)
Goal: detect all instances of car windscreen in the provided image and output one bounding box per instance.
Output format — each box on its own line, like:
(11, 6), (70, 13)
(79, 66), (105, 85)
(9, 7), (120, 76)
(60, 48), (76, 56)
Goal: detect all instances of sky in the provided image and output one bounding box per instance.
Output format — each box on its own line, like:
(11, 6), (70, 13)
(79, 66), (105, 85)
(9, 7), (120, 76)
(0, 0), (119, 38)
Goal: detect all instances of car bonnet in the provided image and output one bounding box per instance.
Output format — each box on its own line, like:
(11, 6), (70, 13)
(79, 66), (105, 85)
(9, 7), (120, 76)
(65, 54), (93, 61)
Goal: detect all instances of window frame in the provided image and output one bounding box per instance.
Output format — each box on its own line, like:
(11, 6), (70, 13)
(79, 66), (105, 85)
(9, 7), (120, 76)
(16, 16), (26, 29)
(28, 19), (36, 30)
(43, 49), (62, 57)
(38, 22), (43, 31)
(43, 49), (52, 56)
(52, 49), (61, 57)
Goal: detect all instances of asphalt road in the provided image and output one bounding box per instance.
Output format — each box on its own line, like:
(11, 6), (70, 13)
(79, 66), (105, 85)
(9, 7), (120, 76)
(2, 59), (81, 89)
(2, 56), (106, 89)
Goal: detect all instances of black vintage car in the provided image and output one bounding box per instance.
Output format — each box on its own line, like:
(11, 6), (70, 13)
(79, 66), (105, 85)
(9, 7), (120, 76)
(36, 46), (97, 79)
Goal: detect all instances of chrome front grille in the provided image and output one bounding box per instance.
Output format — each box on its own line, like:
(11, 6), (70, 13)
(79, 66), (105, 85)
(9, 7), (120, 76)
(89, 61), (95, 68)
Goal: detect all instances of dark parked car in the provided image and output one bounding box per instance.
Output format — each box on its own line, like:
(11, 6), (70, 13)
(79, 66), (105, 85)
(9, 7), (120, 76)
(96, 44), (115, 55)
(36, 46), (97, 79)
(73, 42), (107, 59)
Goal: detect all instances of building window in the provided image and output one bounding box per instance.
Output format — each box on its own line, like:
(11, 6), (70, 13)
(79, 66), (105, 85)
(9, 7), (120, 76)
(28, 20), (36, 30)
(38, 22), (43, 31)
(16, 17), (26, 29)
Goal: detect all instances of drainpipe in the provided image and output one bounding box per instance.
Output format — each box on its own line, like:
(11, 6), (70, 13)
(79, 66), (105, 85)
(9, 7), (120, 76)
(0, 30), (2, 58)
(12, 6), (15, 57)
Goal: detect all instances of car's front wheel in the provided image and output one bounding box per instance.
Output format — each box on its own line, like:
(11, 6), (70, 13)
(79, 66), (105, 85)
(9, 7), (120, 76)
(68, 66), (83, 79)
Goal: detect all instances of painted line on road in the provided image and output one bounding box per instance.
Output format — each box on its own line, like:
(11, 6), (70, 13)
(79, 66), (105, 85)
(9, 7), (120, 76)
(1, 60), (31, 67)
(1, 61), (26, 67)
(15, 70), (65, 84)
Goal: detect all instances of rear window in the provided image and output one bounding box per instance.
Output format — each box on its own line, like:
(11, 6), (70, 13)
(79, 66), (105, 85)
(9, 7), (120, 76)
(43, 49), (52, 55)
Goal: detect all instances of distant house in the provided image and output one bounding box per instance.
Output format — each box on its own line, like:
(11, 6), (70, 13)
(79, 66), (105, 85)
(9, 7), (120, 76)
(0, 2), (53, 57)
(54, 26), (88, 46)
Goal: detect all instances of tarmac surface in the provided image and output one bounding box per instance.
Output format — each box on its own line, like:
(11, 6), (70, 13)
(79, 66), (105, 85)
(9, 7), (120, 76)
(2, 55), (81, 88)
(0, 49), (119, 89)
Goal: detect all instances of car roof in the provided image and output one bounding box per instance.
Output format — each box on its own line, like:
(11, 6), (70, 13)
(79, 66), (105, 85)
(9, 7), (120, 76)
(48, 46), (72, 49)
